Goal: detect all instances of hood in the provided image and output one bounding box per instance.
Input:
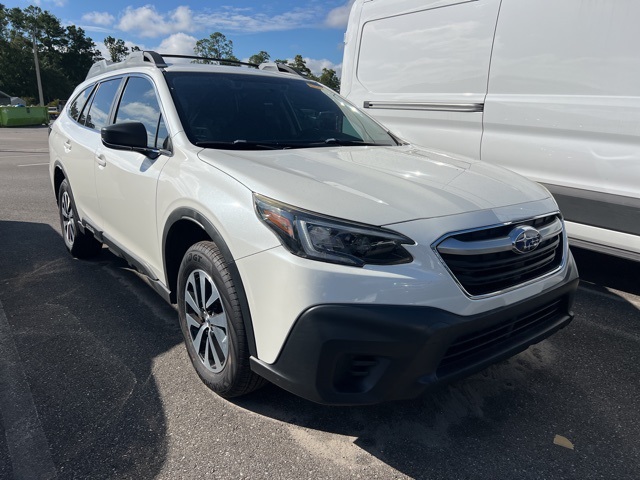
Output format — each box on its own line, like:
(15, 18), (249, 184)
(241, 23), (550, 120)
(197, 145), (551, 226)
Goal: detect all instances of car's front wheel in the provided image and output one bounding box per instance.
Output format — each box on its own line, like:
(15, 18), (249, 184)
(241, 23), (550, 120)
(177, 241), (265, 398)
(58, 179), (102, 258)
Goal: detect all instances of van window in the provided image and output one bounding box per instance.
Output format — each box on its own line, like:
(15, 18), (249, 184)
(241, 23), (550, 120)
(114, 76), (167, 148)
(85, 79), (121, 131)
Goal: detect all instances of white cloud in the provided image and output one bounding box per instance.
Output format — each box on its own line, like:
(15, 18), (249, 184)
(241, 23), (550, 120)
(325, 1), (355, 28)
(82, 11), (115, 27)
(114, 5), (325, 37)
(76, 25), (113, 35)
(154, 33), (198, 56)
(95, 41), (108, 60)
(192, 6), (323, 33)
(33, 0), (67, 6)
(118, 5), (193, 38)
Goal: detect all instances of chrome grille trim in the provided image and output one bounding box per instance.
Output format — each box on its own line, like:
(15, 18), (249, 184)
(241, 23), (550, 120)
(432, 213), (567, 299)
(437, 217), (563, 255)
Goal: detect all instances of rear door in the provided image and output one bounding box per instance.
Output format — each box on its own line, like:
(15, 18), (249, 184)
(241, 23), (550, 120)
(94, 75), (171, 280)
(54, 80), (122, 226)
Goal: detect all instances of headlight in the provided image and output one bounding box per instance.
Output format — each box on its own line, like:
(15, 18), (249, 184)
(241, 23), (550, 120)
(254, 194), (414, 267)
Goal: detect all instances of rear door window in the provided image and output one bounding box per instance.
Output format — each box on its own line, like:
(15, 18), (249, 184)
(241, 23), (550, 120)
(84, 78), (122, 131)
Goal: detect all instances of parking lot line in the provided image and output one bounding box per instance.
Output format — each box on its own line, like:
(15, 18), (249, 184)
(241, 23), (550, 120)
(0, 299), (58, 480)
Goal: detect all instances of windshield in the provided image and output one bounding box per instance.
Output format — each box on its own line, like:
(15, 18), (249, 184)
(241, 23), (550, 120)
(165, 71), (399, 149)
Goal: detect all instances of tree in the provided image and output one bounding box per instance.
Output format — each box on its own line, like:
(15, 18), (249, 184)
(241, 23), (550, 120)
(0, 5), (100, 102)
(104, 36), (128, 63)
(318, 68), (340, 92)
(248, 50), (270, 66)
(288, 54), (314, 78)
(193, 32), (239, 64)
(62, 26), (101, 85)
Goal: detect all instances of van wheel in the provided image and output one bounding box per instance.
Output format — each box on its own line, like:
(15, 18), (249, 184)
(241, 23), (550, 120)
(58, 179), (102, 258)
(177, 241), (265, 398)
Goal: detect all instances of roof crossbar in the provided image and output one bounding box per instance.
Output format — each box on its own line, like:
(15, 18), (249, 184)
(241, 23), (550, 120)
(86, 50), (308, 80)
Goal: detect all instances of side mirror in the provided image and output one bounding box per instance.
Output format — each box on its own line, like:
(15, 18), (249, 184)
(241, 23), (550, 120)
(101, 122), (168, 159)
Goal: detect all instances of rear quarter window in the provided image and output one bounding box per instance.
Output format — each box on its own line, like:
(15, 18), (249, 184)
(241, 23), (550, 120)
(68, 85), (95, 124)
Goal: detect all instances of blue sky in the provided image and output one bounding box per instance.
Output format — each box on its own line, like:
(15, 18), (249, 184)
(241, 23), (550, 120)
(6, 0), (355, 76)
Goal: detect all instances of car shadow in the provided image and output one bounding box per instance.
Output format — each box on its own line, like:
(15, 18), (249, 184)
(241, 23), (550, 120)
(570, 246), (640, 296)
(2, 220), (638, 479)
(228, 247), (640, 479)
(0, 220), (182, 479)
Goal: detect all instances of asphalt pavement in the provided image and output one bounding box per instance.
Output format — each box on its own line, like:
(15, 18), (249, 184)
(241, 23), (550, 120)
(0, 126), (638, 480)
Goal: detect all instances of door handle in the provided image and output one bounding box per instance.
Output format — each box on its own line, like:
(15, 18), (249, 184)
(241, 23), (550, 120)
(64, 140), (72, 153)
(96, 154), (107, 167)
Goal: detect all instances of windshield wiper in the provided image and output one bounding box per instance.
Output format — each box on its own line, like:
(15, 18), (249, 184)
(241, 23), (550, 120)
(195, 140), (281, 150)
(321, 138), (383, 147)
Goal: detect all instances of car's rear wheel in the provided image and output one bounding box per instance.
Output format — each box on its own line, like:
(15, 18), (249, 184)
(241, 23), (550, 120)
(58, 179), (102, 258)
(177, 241), (265, 398)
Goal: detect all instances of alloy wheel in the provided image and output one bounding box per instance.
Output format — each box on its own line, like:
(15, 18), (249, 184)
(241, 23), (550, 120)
(183, 269), (229, 373)
(60, 191), (75, 247)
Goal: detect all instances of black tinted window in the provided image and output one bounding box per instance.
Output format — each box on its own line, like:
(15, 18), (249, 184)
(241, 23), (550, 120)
(165, 72), (396, 149)
(85, 79), (121, 131)
(114, 77), (167, 148)
(68, 85), (94, 124)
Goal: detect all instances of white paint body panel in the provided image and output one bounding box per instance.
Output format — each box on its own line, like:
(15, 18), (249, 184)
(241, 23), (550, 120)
(50, 116), (103, 225)
(197, 146), (549, 226)
(341, 0), (640, 258)
(342, 0), (501, 158)
(240, 197), (566, 363)
(483, 0), (640, 199)
(50, 59), (574, 366)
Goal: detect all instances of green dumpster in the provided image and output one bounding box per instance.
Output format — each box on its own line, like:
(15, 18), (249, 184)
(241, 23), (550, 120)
(0, 106), (49, 127)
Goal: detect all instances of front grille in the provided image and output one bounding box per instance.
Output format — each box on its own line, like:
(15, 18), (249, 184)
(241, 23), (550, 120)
(436, 214), (564, 296)
(437, 298), (564, 376)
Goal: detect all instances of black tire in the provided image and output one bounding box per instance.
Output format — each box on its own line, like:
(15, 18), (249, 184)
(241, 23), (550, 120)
(177, 241), (266, 398)
(58, 179), (102, 258)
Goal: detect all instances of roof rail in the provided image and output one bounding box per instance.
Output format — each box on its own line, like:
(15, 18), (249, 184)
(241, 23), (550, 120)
(159, 54), (259, 68)
(86, 50), (308, 80)
(86, 51), (168, 79)
(258, 62), (306, 78)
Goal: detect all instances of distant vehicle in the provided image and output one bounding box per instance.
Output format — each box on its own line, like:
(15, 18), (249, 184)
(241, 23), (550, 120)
(341, 0), (640, 262)
(49, 50), (578, 405)
(48, 106), (59, 120)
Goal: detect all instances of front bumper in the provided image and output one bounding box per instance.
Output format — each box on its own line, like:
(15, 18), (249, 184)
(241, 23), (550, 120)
(250, 259), (579, 405)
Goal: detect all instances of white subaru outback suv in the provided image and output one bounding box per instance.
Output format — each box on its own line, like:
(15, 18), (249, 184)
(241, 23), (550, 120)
(49, 51), (578, 405)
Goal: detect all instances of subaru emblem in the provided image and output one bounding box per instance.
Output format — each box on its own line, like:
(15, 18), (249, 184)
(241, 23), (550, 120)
(509, 226), (542, 254)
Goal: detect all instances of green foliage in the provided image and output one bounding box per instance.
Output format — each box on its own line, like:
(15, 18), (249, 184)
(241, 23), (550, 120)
(288, 54), (314, 78)
(0, 4), (100, 102)
(194, 32), (237, 64)
(318, 68), (341, 92)
(248, 51), (270, 66)
(104, 36), (128, 63)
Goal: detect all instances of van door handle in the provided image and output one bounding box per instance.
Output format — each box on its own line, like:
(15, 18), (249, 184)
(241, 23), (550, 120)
(96, 154), (107, 167)
(64, 140), (72, 153)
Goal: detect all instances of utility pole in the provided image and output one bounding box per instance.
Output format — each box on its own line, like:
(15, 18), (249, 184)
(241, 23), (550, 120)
(32, 29), (44, 106)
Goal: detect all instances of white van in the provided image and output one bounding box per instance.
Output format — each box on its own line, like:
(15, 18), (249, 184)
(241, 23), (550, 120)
(341, 0), (640, 262)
